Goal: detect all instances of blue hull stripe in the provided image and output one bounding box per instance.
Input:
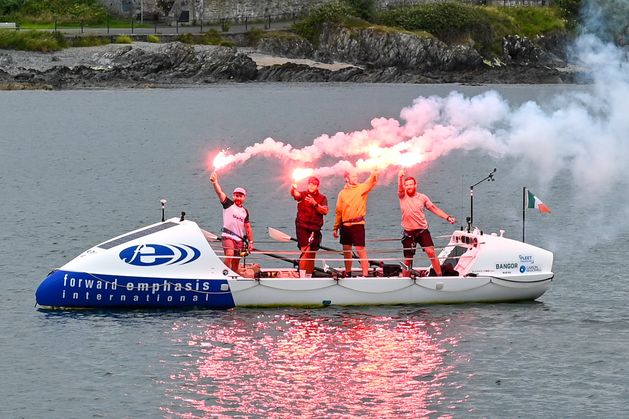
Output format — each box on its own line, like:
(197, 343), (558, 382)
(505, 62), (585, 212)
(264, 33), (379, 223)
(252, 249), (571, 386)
(35, 270), (235, 309)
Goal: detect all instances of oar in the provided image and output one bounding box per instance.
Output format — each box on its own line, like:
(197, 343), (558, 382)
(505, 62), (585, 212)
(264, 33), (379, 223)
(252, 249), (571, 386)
(268, 227), (381, 267)
(205, 229), (325, 273)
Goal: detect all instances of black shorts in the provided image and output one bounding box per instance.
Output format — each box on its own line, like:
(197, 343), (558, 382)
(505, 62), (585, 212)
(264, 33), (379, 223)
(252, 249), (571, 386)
(340, 224), (365, 247)
(296, 224), (322, 250)
(402, 229), (435, 258)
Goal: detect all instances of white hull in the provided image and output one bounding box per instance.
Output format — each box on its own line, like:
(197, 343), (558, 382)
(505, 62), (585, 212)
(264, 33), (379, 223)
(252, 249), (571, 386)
(228, 275), (552, 307)
(35, 218), (554, 309)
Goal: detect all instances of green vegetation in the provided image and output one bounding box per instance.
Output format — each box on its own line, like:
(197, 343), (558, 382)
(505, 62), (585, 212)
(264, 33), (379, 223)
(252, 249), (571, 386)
(176, 30), (234, 47)
(114, 34), (132, 44)
(146, 34), (160, 43)
(294, 1), (568, 54)
(293, 1), (366, 45)
(344, 0), (376, 21)
(68, 34), (109, 47)
(376, 2), (566, 52)
(553, 0), (581, 29)
(498, 6), (565, 37)
(377, 2), (499, 46)
(175, 33), (194, 44)
(245, 27), (264, 46)
(0, 30), (66, 51)
(1, 0), (108, 24)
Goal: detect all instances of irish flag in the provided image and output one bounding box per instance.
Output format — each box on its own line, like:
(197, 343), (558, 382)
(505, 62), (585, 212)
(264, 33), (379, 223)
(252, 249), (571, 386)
(527, 190), (551, 213)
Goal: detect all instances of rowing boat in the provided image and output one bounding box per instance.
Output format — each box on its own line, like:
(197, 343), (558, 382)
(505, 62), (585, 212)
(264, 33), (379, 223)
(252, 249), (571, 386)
(35, 217), (553, 309)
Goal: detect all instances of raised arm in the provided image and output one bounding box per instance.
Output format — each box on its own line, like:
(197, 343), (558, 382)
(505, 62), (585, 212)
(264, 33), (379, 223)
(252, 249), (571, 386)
(210, 171), (227, 203)
(362, 168), (379, 194)
(290, 184), (302, 200)
(397, 169), (405, 199)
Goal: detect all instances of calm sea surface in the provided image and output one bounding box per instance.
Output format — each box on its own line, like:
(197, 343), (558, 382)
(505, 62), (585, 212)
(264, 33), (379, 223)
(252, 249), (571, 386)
(1, 84), (628, 418)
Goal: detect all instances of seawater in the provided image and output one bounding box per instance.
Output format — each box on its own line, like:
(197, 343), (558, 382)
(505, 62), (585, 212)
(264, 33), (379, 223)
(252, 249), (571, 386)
(1, 84), (628, 418)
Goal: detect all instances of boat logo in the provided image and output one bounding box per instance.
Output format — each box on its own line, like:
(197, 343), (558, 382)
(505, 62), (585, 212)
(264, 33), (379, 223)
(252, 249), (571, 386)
(519, 265), (526, 273)
(518, 255), (534, 264)
(119, 243), (201, 266)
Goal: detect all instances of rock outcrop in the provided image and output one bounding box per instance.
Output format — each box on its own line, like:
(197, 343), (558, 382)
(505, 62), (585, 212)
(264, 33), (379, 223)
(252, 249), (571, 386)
(0, 25), (578, 89)
(1, 43), (259, 89)
(317, 24), (483, 71)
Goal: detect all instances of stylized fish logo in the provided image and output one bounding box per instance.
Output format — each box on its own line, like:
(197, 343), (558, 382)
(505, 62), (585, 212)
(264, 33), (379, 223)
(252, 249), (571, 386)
(119, 244), (200, 266)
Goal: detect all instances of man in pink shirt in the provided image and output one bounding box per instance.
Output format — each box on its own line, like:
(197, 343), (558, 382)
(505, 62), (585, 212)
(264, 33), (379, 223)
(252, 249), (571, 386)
(398, 169), (456, 276)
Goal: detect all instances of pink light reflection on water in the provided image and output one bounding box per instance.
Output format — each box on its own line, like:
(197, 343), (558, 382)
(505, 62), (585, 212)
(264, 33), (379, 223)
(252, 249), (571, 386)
(160, 311), (462, 417)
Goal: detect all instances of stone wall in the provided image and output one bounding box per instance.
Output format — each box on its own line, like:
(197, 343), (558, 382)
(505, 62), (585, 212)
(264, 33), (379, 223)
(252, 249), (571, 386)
(102, 0), (551, 22)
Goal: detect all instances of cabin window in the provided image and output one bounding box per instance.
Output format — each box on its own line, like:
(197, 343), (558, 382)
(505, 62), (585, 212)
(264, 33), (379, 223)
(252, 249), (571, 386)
(442, 245), (468, 267)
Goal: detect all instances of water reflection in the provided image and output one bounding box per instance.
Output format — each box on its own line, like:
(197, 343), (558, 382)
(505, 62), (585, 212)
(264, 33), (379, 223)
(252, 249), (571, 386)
(160, 308), (465, 417)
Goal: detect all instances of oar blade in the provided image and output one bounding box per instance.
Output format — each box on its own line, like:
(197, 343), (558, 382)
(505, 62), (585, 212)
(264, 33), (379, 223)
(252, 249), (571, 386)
(268, 227), (293, 242)
(202, 229), (219, 241)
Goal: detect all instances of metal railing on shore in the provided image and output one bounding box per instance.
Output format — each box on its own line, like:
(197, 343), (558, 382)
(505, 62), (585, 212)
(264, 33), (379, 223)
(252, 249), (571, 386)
(2, 12), (303, 36)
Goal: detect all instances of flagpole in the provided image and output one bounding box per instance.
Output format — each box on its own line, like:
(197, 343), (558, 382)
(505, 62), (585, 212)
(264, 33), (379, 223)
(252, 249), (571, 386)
(522, 186), (526, 243)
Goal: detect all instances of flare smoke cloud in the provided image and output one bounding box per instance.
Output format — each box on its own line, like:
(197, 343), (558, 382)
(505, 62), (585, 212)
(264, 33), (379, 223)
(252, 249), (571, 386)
(215, 0), (628, 199)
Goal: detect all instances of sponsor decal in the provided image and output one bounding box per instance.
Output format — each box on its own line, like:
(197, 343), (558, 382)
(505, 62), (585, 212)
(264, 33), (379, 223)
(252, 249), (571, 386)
(495, 263), (518, 270)
(519, 255), (535, 264)
(520, 264), (542, 273)
(58, 273), (228, 305)
(119, 243), (200, 266)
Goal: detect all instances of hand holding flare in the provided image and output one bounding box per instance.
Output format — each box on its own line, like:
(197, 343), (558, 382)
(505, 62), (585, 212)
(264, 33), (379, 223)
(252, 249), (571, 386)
(290, 167), (315, 199)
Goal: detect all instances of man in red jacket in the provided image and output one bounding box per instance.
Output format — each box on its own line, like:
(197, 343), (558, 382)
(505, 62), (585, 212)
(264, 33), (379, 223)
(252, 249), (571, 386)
(291, 176), (328, 277)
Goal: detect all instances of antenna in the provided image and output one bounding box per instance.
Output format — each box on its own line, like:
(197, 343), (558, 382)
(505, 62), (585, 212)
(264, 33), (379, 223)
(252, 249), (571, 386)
(468, 168), (496, 232)
(160, 199), (167, 222)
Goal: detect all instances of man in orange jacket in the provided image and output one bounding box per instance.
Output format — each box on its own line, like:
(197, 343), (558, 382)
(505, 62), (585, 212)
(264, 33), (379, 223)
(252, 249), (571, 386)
(333, 168), (379, 277)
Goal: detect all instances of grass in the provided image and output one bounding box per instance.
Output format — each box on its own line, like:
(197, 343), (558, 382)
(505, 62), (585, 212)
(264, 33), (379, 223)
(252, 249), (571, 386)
(1, 0), (108, 25)
(68, 34), (110, 47)
(497, 6), (565, 37)
(146, 34), (160, 43)
(176, 30), (234, 47)
(114, 34), (132, 44)
(293, 1), (358, 45)
(0, 30), (67, 51)
(373, 2), (565, 54)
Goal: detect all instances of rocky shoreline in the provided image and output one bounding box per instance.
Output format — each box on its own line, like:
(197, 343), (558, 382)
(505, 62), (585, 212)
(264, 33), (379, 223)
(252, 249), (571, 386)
(0, 27), (581, 89)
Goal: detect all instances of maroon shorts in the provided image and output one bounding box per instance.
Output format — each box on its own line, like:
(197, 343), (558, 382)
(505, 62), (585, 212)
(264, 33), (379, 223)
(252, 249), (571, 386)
(402, 229), (434, 258)
(295, 224), (322, 250)
(340, 224), (365, 247)
(222, 237), (244, 252)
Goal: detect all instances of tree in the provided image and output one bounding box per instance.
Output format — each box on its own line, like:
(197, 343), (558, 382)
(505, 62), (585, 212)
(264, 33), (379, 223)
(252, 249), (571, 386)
(157, 0), (175, 16)
(0, 0), (25, 16)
